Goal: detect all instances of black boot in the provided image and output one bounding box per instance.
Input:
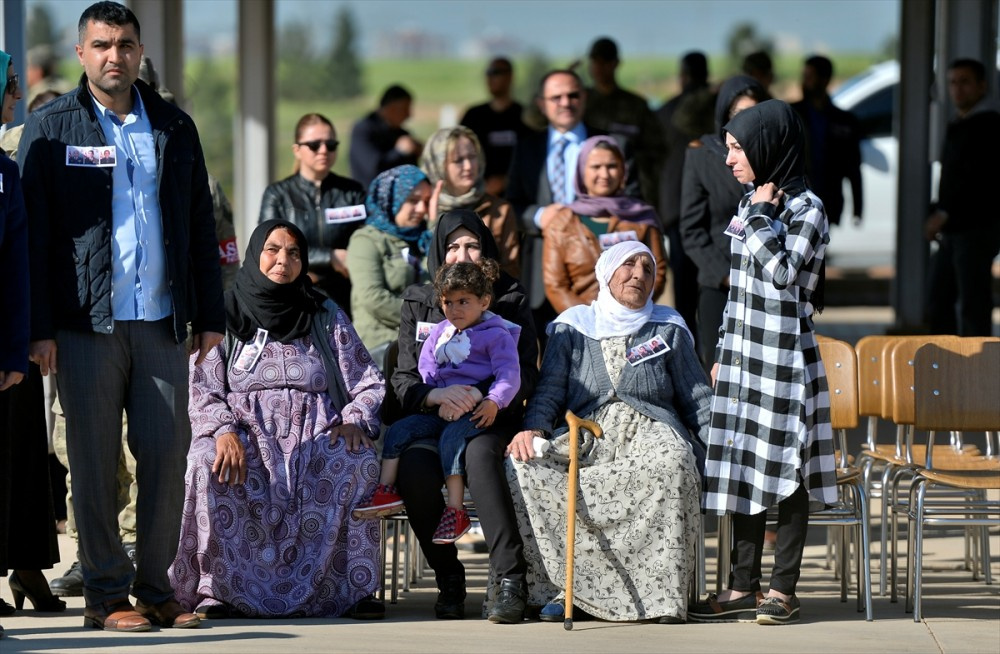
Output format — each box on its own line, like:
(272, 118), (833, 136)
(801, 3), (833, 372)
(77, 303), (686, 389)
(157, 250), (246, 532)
(434, 572), (466, 620)
(49, 561), (83, 598)
(488, 578), (527, 624)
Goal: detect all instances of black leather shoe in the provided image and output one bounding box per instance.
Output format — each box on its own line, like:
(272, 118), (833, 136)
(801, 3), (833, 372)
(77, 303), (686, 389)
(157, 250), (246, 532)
(49, 561), (84, 598)
(487, 578), (526, 624)
(434, 572), (466, 620)
(344, 594), (385, 620)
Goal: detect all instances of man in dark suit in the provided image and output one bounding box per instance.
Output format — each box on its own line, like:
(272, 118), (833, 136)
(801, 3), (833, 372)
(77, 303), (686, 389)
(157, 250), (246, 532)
(791, 55), (863, 226)
(507, 69), (639, 343)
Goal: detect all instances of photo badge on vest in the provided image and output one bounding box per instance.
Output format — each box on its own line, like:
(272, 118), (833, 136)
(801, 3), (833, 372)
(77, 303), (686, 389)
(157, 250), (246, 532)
(66, 145), (117, 168)
(723, 215), (745, 241)
(414, 321), (435, 343)
(599, 230), (638, 250)
(233, 328), (269, 372)
(625, 334), (670, 367)
(325, 204), (367, 224)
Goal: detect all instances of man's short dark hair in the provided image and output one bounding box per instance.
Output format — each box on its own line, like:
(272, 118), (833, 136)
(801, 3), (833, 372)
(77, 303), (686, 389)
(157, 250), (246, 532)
(949, 58), (986, 82)
(589, 37), (619, 63)
(487, 57), (513, 75)
(804, 55), (834, 81)
(78, 1), (141, 42)
(379, 84), (412, 108)
(537, 69), (584, 97)
(742, 51), (773, 78)
(681, 51), (709, 87)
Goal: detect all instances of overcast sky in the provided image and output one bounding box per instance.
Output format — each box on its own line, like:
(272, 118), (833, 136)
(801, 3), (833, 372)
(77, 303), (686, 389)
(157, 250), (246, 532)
(30, 0), (902, 58)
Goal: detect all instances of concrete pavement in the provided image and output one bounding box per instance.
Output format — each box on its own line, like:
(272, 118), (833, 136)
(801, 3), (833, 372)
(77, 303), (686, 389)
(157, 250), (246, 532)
(0, 515), (996, 653)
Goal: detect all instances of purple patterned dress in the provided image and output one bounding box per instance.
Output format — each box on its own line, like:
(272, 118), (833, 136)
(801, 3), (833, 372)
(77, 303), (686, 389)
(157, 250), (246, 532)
(169, 310), (384, 617)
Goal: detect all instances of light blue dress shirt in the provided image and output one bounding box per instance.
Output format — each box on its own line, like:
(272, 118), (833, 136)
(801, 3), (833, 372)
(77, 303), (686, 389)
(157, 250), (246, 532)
(92, 89), (172, 322)
(534, 122), (588, 228)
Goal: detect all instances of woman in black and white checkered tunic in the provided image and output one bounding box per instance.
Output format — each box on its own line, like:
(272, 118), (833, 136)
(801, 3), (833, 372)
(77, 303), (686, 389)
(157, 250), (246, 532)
(691, 100), (837, 626)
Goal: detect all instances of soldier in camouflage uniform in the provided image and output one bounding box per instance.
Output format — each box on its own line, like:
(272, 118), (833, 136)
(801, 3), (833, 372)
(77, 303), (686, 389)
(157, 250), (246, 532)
(583, 37), (666, 214)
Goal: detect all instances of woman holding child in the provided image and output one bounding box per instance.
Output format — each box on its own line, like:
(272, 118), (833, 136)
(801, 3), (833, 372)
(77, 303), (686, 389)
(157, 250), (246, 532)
(389, 209), (538, 623)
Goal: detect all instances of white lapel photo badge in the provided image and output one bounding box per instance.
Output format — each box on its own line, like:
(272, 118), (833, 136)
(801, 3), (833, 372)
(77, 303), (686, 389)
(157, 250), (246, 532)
(723, 214), (746, 241)
(233, 328), (269, 372)
(625, 335), (670, 367)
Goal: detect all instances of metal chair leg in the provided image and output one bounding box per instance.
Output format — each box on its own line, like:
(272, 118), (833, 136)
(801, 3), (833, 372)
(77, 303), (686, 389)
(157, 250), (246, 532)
(390, 519), (401, 604)
(378, 518), (387, 602)
(402, 519), (412, 592)
(856, 481), (874, 621)
(717, 514), (731, 594)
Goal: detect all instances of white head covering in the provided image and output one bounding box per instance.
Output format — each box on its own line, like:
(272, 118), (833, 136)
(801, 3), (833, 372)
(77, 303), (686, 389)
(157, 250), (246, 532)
(549, 241), (691, 340)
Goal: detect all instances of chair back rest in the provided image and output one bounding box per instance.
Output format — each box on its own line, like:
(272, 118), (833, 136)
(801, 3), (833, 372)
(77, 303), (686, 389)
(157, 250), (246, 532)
(889, 336), (960, 426)
(913, 337), (1000, 433)
(818, 337), (859, 430)
(855, 335), (894, 418)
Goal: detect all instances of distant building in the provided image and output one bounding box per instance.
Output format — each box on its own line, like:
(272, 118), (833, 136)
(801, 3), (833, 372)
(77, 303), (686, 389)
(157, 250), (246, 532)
(374, 28), (450, 58)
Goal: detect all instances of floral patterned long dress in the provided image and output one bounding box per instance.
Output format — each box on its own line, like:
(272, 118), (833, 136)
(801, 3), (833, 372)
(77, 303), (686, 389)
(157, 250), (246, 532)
(169, 311), (384, 617)
(506, 337), (701, 622)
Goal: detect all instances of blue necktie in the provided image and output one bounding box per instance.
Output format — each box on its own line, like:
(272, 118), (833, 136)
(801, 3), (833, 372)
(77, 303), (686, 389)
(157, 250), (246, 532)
(551, 136), (569, 204)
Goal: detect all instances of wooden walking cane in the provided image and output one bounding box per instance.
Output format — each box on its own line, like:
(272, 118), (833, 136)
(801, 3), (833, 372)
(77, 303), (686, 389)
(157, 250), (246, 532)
(563, 410), (603, 631)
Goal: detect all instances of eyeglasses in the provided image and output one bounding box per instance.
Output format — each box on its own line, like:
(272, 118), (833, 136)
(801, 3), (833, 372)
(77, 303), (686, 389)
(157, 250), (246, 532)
(5, 74), (18, 96)
(544, 91), (581, 103)
(297, 139), (339, 153)
(486, 68), (511, 77)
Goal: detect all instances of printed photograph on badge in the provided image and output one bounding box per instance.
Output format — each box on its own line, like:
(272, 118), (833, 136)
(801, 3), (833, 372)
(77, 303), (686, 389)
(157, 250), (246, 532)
(415, 321), (434, 342)
(325, 204), (367, 224)
(66, 145), (116, 168)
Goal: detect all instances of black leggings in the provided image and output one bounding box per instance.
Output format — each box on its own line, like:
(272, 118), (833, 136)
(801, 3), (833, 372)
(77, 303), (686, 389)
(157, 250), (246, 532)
(395, 432), (526, 588)
(729, 483), (809, 596)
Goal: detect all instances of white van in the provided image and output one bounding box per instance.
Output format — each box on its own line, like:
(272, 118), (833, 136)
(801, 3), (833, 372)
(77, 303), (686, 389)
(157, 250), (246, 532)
(828, 61), (900, 269)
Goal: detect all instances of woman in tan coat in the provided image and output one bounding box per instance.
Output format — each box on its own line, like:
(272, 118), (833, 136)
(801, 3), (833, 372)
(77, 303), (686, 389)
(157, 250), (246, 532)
(420, 126), (520, 279)
(543, 136), (666, 313)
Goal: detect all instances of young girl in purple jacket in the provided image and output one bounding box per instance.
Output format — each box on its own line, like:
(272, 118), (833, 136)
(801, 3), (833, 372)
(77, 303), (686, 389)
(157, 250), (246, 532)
(354, 259), (521, 544)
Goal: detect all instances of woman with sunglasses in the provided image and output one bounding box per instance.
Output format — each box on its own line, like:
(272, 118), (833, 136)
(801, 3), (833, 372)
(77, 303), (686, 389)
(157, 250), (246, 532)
(0, 52), (65, 639)
(259, 113), (366, 316)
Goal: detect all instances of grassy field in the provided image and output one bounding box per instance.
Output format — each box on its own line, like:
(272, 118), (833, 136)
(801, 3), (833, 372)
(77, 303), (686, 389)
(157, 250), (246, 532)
(183, 53), (886, 201)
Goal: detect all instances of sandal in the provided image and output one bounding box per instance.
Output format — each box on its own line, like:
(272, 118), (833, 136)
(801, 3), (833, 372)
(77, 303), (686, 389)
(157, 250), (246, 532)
(756, 595), (800, 625)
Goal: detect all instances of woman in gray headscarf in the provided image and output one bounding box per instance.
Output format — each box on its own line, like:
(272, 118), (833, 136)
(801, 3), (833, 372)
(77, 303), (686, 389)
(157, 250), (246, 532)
(420, 126), (520, 278)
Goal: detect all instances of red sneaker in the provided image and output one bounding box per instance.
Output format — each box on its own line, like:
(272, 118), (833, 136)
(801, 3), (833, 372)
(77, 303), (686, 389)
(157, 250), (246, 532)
(431, 507), (471, 544)
(352, 484), (404, 519)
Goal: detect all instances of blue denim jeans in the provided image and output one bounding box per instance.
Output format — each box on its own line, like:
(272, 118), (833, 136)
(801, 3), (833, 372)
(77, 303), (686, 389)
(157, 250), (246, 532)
(382, 412), (484, 477)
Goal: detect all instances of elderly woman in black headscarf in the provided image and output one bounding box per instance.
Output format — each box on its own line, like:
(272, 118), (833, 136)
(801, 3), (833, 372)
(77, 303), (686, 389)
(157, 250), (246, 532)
(388, 209), (538, 624)
(691, 100), (836, 625)
(169, 219), (387, 620)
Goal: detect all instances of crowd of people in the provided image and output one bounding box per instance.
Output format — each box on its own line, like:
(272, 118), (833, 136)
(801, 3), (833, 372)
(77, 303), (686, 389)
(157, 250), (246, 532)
(0, 0), (996, 640)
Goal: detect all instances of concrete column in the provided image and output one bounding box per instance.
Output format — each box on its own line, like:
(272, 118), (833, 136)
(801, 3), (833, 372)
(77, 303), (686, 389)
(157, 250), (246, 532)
(129, 0), (185, 106)
(892, 0), (936, 332)
(235, 0), (274, 248)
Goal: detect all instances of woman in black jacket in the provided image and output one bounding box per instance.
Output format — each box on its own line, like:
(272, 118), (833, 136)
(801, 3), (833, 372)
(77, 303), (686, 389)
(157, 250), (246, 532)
(679, 76), (768, 371)
(259, 113), (366, 315)
(389, 209), (538, 624)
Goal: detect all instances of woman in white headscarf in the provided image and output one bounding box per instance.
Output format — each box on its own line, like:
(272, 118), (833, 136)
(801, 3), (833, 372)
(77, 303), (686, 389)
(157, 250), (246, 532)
(505, 241), (712, 624)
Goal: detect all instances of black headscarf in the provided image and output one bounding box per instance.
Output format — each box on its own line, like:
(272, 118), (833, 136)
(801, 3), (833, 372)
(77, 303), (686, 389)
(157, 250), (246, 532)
(714, 74), (768, 139)
(426, 209), (501, 280)
(225, 219), (324, 343)
(723, 99), (807, 194)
